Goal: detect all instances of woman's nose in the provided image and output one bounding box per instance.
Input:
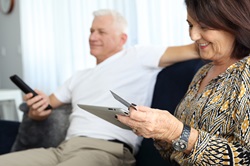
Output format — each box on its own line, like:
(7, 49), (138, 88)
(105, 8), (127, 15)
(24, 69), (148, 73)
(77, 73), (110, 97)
(189, 28), (201, 41)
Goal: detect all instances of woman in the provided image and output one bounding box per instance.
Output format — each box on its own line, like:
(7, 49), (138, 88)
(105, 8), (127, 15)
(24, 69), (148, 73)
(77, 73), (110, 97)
(117, 0), (250, 165)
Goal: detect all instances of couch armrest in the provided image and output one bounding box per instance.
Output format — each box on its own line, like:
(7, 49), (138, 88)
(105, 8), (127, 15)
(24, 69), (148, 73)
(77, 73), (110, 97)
(0, 120), (20, 154)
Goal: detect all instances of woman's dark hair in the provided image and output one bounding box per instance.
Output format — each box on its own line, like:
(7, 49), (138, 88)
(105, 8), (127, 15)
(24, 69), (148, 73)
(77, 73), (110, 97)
(185, 0), (250, 59)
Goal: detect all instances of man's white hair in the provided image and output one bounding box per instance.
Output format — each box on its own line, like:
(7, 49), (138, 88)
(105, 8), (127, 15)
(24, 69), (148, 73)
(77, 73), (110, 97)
(93, 9), (128, 33)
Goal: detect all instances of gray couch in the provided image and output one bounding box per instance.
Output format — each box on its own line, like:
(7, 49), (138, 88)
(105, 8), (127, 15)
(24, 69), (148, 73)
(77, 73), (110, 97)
(0, 59), (206, 166)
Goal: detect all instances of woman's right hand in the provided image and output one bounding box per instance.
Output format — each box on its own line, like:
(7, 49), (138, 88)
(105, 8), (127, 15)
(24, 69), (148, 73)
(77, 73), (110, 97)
(117, 105), (184, 142)
(24, 89), (52, 120)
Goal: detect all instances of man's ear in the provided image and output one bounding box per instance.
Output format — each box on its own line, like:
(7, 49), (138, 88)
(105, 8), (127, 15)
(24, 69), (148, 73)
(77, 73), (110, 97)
(120, 33), (128, 45)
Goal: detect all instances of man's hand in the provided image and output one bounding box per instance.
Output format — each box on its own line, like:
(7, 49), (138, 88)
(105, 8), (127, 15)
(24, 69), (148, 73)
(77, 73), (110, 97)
(24, 89), (52, 120)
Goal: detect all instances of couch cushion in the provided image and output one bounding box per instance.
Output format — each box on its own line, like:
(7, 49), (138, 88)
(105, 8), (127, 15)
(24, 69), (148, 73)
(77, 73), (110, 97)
(11, 103), (72, 152)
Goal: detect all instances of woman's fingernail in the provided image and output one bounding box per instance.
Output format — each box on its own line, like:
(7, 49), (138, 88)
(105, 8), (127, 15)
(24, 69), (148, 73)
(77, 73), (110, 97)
(131, 103), (137, 110)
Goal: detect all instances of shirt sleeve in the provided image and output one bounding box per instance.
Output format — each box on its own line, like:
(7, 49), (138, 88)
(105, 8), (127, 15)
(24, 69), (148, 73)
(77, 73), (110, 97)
(185, 129), (250, 165)
(53, 71), (83, 103)
(133, 45), (167, 68)
(53, 77), (72, 103)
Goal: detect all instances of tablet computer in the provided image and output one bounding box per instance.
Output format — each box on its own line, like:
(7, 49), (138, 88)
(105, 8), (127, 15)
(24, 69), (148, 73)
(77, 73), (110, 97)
(77, 104), (131, 130)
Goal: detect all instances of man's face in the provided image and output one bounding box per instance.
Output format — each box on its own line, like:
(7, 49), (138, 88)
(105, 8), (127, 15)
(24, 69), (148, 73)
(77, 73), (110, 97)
(89, 15), (127, 64)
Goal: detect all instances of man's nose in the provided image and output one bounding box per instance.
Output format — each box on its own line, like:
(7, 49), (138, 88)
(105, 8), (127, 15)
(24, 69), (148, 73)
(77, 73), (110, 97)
(89, 32), (98, 41)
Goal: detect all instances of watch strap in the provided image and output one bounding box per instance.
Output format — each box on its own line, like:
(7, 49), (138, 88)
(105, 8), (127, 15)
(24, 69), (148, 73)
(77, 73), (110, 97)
(172, 124), (191, 151)
(181, 124), (191, 142)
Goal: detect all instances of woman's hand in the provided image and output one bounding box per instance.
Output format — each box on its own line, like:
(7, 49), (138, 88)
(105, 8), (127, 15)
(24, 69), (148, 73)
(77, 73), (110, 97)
(24, 89), (52, 120)
(117, 106), (183, 143)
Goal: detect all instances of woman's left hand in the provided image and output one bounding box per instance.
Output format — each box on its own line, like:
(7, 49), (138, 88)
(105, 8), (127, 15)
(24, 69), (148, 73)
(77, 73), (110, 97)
(117, 105), (183, 143)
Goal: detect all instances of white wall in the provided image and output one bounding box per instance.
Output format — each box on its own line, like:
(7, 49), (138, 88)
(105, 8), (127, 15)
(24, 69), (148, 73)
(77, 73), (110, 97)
(0, 0), (22, 89)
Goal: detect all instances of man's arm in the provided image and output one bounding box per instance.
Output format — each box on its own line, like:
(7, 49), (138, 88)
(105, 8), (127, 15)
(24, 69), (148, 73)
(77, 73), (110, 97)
(49, 93), (64, 109)
(159, 43), (199, 67)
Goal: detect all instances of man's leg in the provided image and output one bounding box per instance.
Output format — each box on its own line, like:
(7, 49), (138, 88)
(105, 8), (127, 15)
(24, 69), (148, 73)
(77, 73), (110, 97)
(57, 149), (121, 166)
(0, 148), (59, 166)
(0, 137), (135, 166)
(57, 137), (135, 166)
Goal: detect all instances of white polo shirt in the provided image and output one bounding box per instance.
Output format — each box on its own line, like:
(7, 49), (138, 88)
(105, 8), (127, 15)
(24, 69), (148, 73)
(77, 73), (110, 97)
(54, 45), (166, 153)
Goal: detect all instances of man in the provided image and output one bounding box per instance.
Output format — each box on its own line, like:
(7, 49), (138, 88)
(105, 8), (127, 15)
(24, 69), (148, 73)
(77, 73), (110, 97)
(0, 9), (198, 166)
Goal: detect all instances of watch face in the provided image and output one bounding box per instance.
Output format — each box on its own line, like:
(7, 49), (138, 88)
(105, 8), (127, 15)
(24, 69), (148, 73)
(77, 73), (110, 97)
(172, 139), (188, 151)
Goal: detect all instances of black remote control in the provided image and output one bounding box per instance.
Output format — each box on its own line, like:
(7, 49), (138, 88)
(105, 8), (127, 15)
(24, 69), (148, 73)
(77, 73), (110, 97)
(10, 75), (52, 110)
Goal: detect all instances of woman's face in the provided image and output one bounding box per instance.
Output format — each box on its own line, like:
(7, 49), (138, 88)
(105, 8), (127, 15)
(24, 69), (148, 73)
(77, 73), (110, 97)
(187, 13), (236, 64)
